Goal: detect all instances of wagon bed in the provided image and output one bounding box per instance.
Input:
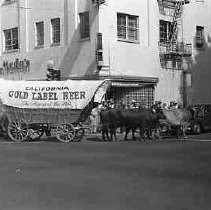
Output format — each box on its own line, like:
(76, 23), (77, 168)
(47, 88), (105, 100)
(4, 105), (81, 125)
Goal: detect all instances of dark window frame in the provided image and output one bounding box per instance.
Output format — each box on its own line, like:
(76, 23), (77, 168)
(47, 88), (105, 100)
(35, 21), (44, 47)
(195, 26), (205, 49)
(2, 0), (17, 6)
(79, 12), (90, 40)
(3, 27), (19, 52)
(159, 20), (172, 43)
(117, 13), (139, 43)
(51, 18), (61, 45)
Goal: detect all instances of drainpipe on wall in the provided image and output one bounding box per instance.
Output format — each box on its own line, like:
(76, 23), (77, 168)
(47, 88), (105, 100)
(147, 0), (150, 47)
(25, 0), (29, 52)
(93, 2), (101, 75)
(17, 0), (22, 80)
(0, 4), (2, 56)
(64, 0), (69, 46)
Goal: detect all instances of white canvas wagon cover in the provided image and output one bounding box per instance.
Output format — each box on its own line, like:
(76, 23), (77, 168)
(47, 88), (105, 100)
(0, 79), (110, 109)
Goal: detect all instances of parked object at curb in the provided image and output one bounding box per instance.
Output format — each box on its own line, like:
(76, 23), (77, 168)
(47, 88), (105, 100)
(188, 105), (211, 134)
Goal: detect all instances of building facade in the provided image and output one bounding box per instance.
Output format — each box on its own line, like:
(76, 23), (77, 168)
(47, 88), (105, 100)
(0, 0), (211, 107)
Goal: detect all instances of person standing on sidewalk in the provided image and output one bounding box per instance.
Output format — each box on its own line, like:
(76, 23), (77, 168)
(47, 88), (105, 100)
(90, 103), (104, 133)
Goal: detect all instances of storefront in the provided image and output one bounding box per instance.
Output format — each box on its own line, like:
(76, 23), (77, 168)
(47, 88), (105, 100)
(105, 76), (158, 108)
(69, 75), (158, 108)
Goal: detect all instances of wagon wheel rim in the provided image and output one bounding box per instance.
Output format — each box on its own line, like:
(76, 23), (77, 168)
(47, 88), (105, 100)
(8, 120), (28, 142)
(56, 124), (75, 143)
(74, 123), (85, 141)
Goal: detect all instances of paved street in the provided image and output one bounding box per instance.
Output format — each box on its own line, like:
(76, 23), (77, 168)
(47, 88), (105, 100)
(0, 133), (211, 210)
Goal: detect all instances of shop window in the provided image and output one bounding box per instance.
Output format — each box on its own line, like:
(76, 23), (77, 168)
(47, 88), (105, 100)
(195, 26), (205, 49)
(79, 12), (90, 39)
(51, 18), (60, 45)
(3, 27), (19, 52)
(159, 20), (172, 44)
(35, 21), (44, 47)
(111, 86), (154, 108)
(117, 13), (139, 42)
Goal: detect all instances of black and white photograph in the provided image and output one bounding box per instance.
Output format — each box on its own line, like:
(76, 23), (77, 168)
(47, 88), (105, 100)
(0, 0), (211, 209)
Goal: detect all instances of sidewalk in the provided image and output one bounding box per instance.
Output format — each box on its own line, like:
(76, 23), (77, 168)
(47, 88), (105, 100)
(86, 131), (211, 141)
(86, 131), (125, 142)
(188, 132), (211, 140)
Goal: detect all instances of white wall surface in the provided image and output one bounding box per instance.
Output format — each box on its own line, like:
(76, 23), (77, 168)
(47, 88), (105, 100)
(0, 0), (210, 105)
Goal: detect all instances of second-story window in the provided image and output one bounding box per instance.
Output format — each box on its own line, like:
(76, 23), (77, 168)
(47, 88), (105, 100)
(159, 20), (172, 43)
(4, 27), (19, 51)
(195, 26), (205, 49)
(79, 12), (90, 39)
(35, 21), (44, 47)
(117, 13), (139, 42)
(3, 0), (16, 4)
(51, 18), (60, 45)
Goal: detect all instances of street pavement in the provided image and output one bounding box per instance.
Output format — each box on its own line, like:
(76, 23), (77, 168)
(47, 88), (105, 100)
(0, 133), (211, 210)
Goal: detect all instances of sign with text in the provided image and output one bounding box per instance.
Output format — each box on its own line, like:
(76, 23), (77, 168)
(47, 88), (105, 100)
(0, 79), (109, 109)
(0, 58), (30, 75)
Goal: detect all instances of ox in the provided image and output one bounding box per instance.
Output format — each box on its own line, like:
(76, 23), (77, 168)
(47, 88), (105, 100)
(0, 97), (8, 137)
(0, 111), (9, 137)
(122, 108), (162, 141)
(100, 109), (123, 141)
(100, 107), (162, 141)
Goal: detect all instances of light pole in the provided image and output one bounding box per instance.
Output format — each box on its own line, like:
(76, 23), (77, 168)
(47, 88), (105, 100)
(182, 60), (188, 107)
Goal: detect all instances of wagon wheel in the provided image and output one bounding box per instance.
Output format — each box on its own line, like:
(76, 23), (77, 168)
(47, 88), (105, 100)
(74, 123), (85, 142)
(56, 124), (75, 143)
(7, 120), (28, 142)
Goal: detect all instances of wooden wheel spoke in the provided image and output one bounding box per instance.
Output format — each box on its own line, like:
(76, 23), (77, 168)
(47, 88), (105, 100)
(56, 124), (75, 143)
(13, 122), (18, 127)
(22, 129), (28, 134)
(13, 132), (18, 140)
(8, 121), (28, 142)
(9, 124), (16, 129)
(17, 133), (21, 141)
(68, 131), (74, 138)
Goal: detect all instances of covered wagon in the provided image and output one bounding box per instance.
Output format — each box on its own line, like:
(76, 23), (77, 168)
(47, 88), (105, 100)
(0, 79), (110, 142)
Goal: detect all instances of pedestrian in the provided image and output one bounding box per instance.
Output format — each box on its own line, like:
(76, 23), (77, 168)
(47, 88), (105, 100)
(169, 101), (177, 110)
(119, 101), (126, 109)
(130, 99), (137, 109)
(90, 106), (100, 133)
(162, 102), (167, 110)
(110, 99), (115, 109)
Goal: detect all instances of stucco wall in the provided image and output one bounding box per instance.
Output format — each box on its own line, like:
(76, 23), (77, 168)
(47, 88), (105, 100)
(98, 0), (184, 104)
(99, 0), (155, 77)
(0, 0), (99, 80)
(59, 0), (99, 78)
(0, 0), (211, 105)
